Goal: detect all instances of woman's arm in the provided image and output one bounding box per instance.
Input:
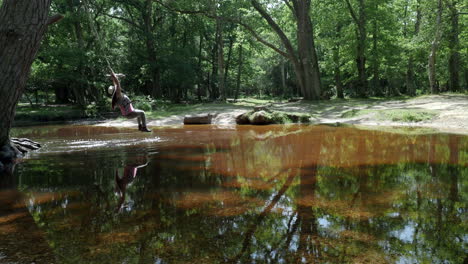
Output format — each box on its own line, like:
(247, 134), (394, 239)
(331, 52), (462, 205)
(110, 71), (122, 98)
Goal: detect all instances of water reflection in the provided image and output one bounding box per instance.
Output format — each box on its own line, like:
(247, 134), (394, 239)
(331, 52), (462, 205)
(115, 160), (148, 213)
(2, 125), (467, 263)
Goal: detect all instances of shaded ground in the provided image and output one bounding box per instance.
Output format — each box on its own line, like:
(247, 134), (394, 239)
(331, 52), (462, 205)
(96, 94), (468, 134)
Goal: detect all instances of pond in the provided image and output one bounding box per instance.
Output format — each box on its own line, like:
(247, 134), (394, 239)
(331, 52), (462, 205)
(1, 124), (467, 264)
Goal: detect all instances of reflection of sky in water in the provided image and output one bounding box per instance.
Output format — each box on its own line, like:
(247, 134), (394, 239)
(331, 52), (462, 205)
(318, 216), (331, 228)
(397, 255), (419, 264)
(391, 221), (416, 243)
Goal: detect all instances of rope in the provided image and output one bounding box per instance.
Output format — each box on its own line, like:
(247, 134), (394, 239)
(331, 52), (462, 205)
(82, 0), (114, 73)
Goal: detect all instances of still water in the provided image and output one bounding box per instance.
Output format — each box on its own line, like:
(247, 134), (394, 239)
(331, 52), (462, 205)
(1, 124), (467, 264)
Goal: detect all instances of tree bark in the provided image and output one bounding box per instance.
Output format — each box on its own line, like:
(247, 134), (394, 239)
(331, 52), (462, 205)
(224, 34), (235, 97)
(216, 16), (226, 100)
(334, 25), (344, 99)
(143, 0), (162, 98)
(250, 0), (322, 100)
(405, 0), (421, 96)
(235, 43), (243, 100)
(345, 0), (367, 97)
(280, 60), (287, 97)
(371, 16), (381, 96)
(293, 0), (322, 100)
(196, 35), (204, 101)
(0, 0), (56, 147)
(428, 0), (442, 94)
(447, 0), (460, 92)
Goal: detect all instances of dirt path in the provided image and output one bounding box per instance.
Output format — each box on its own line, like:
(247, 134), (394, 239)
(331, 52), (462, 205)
(96, 94), (468, 134)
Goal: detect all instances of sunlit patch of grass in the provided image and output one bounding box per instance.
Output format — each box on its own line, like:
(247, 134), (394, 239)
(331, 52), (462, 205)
(341, 108), (438, 122)
(380, 109), (438, 122)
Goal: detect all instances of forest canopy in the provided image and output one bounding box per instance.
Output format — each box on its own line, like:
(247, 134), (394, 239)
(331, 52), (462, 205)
(27, 0), (467, 106)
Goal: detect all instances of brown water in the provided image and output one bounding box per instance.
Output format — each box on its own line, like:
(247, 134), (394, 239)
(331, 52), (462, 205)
(1, 124), (467, 264)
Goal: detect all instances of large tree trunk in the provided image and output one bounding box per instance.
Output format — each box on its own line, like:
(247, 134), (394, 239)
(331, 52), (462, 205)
(250, 0), (321, 100)
(294, 1), (322, 100)
(0, 0), (57, 147)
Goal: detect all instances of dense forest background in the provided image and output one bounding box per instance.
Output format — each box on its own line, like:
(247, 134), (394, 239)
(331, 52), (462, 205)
(22, 0), (467, 107)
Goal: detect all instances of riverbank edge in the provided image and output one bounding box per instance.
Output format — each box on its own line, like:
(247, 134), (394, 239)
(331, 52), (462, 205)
(13, 94), (468, 135)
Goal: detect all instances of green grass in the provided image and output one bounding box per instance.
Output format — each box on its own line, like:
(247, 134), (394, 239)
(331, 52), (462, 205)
(15, 104), (85, 122)
(381, 109), (438, 122)
(341, 108), (438, 122)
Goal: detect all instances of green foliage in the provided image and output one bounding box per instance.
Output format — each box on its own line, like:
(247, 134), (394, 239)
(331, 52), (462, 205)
(132, 95), (154, 112)
(14, 104), (85, 123)
(23, 0), (467, 111)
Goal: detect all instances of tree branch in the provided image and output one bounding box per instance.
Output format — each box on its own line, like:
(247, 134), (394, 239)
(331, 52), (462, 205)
(344, 0), (359, 25)
(250, 0), (297, 60)
(105, 13), (143, 31)
(47, 14), (64, 25)
(283, 0), (295, 18)
(153, 0), (292, 59)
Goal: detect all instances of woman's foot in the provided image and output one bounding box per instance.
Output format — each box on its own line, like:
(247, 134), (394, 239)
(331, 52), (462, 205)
(139, 126), (151, 132)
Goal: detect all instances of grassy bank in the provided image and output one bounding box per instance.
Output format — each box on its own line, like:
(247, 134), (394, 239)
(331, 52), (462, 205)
(14, 94), (468, 127)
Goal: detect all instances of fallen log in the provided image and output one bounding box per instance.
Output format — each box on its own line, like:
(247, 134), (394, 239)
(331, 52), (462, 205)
(184, 113), (215, 125)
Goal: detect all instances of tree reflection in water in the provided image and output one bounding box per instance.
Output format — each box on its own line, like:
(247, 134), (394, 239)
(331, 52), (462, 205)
(4, 125), (467, 263)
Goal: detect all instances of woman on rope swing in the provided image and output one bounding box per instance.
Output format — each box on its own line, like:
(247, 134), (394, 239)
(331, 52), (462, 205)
(108, 71), (151, 132)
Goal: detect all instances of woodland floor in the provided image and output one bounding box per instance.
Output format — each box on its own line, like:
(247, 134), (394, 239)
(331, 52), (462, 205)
(96, 94), (468, 134)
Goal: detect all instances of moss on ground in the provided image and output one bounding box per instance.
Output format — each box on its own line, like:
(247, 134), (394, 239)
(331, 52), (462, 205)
(243, 110), (311, 124)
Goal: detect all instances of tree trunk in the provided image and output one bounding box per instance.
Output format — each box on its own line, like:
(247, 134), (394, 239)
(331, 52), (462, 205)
(333, 46), (344, 99)
(224, 34), (234, 97)
(235, 43), (243, 100)
(371, 17), (381, 96)
(345, 0), (367, 97)
(334, 24), (344, 99)
(406, 56), (416, 96)
(447, 1), (460, 92)
(216, 16), (226, 100)
(356, 0), (367, 97)
(68, 0), (87, 106)
(143, 0), (161, 98)
(428, 0), (442, 94)
(0, 0), (55, 147)
(210, 40), (218, 100)
(196, 35), (204, 101)
(250, 0), (321, 100)
(295, 1), (322, 100)
(405, 0), (421, 96)
(280, 60), (287, 97)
